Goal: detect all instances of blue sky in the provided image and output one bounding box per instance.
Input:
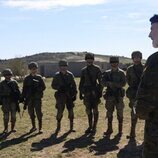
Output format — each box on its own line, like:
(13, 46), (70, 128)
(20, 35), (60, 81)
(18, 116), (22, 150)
(0, 0), (158, 59)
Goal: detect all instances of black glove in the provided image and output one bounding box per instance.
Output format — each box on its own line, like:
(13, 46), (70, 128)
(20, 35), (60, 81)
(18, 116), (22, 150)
(72, 95), (77, 101)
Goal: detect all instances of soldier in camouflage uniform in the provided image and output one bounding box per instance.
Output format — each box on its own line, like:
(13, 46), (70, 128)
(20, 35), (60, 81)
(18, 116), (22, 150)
(79, 53), (102, 134)
(126, 51), (144, 140)
(136, 14), (158, 158)
(0, 69), (20, 133)
(102, 57), (126, 136)
(22, 62), (46, 133)
(51, 60), (77, 132)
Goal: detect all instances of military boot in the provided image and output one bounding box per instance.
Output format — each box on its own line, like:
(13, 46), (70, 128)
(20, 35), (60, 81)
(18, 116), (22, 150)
(85, 113), (92, 134)
(30, 119), (37, 133)
(3, 121), (8, 134)
(69, 119), (75, 132)
(11, 121), (16, 133)
(55, 121), (61, 133)
(38, 120), (43, 134)
(104, 118), (113, 135)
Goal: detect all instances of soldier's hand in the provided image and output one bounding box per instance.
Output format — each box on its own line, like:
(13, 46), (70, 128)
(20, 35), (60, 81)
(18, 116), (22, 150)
(72, 95), (77, 101)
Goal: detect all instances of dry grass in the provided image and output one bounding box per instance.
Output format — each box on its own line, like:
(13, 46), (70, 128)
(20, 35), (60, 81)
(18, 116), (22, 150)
(0, 78), (144, 158)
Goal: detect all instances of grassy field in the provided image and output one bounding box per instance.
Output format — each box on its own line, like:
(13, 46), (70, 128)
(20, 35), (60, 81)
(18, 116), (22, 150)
(0, 78), (144, 158)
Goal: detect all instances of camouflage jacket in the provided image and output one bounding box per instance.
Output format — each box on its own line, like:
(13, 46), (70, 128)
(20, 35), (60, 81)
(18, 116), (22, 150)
(102, 68), (126, 97)
(0, 79), (20, 102)
(126, 63), (144, 99)
(22, 74), (46, 99)
(51, 71), (77, 95)
(79, 64), (102, 93)
(136, 52), (158, 119)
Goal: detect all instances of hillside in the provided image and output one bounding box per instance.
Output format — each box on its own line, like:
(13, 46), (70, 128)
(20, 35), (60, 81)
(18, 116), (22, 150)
(0, 52), (140, 77)
(0, 52), (133, 71)
(21, 52), (133, 63)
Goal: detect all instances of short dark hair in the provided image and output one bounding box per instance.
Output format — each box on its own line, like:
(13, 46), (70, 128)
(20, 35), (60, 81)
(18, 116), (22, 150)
(150, 14), (158, 24)
(85, 53), (94, 60)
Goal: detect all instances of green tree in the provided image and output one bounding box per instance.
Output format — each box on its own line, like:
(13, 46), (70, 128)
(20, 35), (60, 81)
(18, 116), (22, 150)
(8, 58), (27, 77)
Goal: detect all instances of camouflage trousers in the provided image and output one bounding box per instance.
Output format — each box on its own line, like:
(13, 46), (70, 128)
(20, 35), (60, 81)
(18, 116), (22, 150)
(55, 92), (74, 121)
(83, 92), (100, 115)
(143, 113), (158, 158)
(1, 98), (17, 125)
(27, 98), (43, 121)
(105, 96), (124, 121)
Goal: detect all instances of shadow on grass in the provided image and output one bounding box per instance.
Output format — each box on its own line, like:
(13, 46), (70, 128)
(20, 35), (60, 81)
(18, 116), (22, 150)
(31, 130), (71, 151)
(0, 131), (39, 150)
(117, 139), (143, 158)
(89, 133), (121, 156)
(62, 133), (95, 153)
(0, 131), (12, 142)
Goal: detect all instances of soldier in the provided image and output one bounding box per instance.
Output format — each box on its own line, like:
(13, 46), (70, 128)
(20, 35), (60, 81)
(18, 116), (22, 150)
(0, 69), (21, 133)
(136, 14), (158, 158)
(102, 57), (126, 136)
(79, 53), (102, 134)
(22, 62), (46, 134)
(126, 51), (144, 140)
(51, 60), (77, 133)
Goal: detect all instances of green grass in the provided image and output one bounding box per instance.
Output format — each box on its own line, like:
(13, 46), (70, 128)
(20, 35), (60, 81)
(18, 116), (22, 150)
(0, 78), (144, 158)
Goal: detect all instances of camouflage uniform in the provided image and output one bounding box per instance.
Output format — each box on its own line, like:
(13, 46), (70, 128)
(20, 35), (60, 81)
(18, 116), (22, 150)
(22, 62), (46, 133)
(126, 51), (144, 139)
(136, 52), (158, 158)
(136, 15), (158, 158)
(0, 69), (20, 133)
(102, 57), (126, 135)
(51, 60), (77, 132)
(79, 53), (102, 133)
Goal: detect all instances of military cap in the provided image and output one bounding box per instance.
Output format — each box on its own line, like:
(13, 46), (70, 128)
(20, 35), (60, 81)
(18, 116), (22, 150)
(28, 62), (38, 69)
(58, 60), (68, 66)
(2, 68), (13, 76)
(109, 56), (119, 63)
(150, 14), (158, 24)
(85, 53), (94, 60)
(131, 51), (142, 59)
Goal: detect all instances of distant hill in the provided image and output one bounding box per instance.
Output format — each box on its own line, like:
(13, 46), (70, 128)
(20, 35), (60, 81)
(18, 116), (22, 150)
(21, 52), (133, 63)
(0, 52), (136, 71)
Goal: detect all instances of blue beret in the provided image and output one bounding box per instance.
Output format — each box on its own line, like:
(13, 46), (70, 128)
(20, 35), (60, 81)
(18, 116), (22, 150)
(150, 14), (158, 24)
